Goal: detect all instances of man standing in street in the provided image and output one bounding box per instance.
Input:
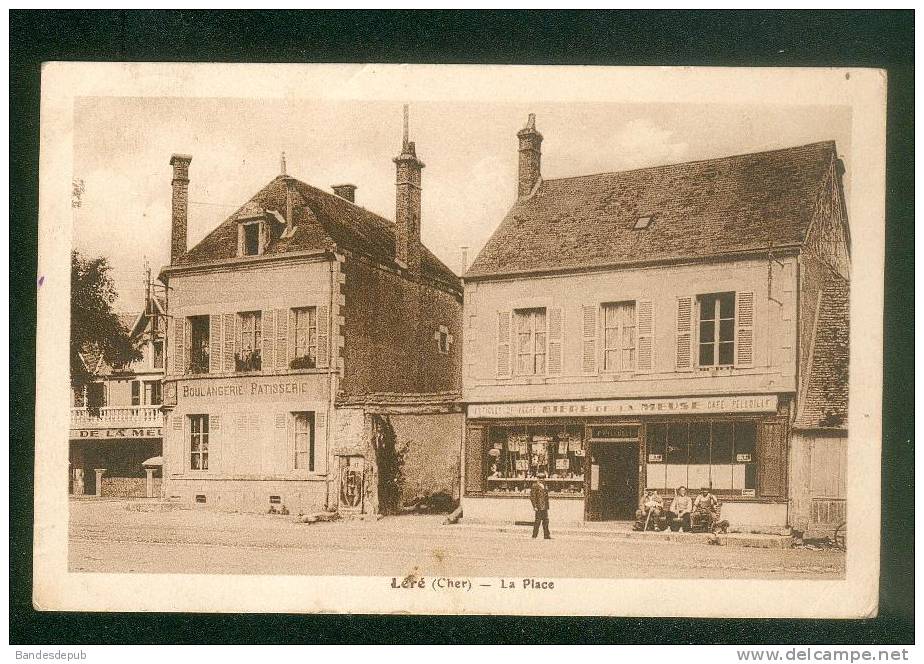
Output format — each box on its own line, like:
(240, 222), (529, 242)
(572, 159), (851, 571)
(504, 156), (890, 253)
(530, 472), (551, 539)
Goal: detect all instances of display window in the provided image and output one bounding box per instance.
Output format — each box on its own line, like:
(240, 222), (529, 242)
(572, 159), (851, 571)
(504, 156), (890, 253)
(645, 420), (758, 495)
(485, 423), (586, 496)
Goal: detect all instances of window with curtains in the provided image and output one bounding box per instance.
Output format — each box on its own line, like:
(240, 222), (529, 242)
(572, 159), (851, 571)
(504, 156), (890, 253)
(189, 415), (209, 471)
(698, 292), (735, 366)
(291, 307), (318, 370)
(293, 411), (315, 471)
(514, 308), (547, 375)
(645, 420), (757, 495)
(236, 311), (262, 372)
(602, 301), (637, 372)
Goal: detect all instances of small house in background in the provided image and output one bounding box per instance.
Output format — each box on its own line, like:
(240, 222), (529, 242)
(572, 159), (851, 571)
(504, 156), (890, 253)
(69, 287), (166, 498)
(461, 114), (850, 535)
(158, 109), (464, 516)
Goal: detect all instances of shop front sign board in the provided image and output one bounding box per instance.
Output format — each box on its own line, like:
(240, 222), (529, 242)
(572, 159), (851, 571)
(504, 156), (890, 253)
(468, 395), (778, 419)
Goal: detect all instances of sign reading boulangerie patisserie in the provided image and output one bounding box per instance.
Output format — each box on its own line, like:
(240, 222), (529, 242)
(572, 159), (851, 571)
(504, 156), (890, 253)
(468, 395), (778, 419)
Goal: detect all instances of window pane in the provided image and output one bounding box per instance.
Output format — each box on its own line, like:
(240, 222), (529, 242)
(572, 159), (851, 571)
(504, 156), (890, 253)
(699, 343), (714, 366)
(700, 296), (716, 320)
(719, 342), (735, 365)
(690, 422), (710, 463)
(666, 423), (688, 463)
(201, 454), (208, 470)
(719, 293), (735, 319)
(719, 318), (734, 342)
(712, 422), (734, 463)
(699, 320), (715, 343)
(647, 423), (667, 459)
(535, 353), (545, 374)
(735, 422), (757, 456)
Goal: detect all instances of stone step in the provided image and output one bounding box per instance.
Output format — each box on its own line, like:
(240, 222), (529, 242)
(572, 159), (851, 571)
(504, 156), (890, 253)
(451, 521), (792, 549)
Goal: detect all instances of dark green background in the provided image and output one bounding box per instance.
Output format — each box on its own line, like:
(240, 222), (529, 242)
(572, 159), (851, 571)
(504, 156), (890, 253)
(10, 10), (914, 645)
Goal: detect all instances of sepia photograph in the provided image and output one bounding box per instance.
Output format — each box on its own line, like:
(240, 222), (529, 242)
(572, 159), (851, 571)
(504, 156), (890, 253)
(32, 62), (885, 618)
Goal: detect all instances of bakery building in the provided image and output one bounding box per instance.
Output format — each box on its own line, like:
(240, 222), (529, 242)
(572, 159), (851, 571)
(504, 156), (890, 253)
(461, 115), (850, 534)
(70, 288), (166, 497)
(159, 116), (463, 515)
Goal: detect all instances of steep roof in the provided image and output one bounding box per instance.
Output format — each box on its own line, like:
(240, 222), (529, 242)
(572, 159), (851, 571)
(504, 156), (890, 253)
(467, 141), (838, 279)
(794, 275), (849, 430)
(174, 175), (459, 290)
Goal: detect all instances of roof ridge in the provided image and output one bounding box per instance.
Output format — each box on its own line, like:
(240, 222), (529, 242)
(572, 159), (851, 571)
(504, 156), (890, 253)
(541, 140), (837, 185)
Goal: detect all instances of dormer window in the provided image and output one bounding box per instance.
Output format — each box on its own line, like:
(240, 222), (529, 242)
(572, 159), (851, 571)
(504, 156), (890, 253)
(240, 221), (263, 256)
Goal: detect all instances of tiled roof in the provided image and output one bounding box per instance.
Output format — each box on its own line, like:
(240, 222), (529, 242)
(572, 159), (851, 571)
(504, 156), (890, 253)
(175, 175), (460, 290)
(794, 275), (849, 430)
(467, 141), (838, 278)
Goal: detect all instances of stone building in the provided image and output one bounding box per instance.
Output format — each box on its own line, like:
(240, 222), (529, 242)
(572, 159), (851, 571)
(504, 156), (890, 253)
(461, 115), (850, 534)
(158, 119), (463, 515)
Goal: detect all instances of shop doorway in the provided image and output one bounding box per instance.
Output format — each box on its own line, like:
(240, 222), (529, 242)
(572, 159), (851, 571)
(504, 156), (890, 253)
(585, 426), (640, 521)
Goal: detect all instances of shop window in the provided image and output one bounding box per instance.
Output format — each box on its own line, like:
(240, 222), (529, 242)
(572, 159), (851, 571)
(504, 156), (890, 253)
(646, 420), (758, 494)
(602, 301), (636, 372)
(514, 308), (547, 375)
(189, 415), (209, 470)
(152, 340), (164, 369)
(485, 424), (585, 496)
(698, 292), (735, 366)
(236, 311), (262, 372)
(291, 307), (317, 369)
(293, 411), (315, 471)
(188, 316), (210, 374)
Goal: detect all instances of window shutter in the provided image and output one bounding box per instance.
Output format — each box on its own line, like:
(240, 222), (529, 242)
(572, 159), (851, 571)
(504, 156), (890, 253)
(581, 304), (598, 375)
(314, 411), (327, 474)
(636, 299), (654, 373)
(547, 307), (563, 374)
(209, 315), (222, 373)
(236, 225), (244, 257)
(496, 311), (512, 377)
(234, 314), (243, 368)
(464, 425), (486, 495)
(182, 318), (190, 376)
(316, 305), (330, 368)
(262, 310), (275, 372)
(288, 309), (297, 368)
(736, 291), (755, 367)
(757, 419), (787, 498)
(172, 317), (185, 376)
(275, 309), (288, 371)
(222, 313), (235, 372)
(209, 415), (220, 472)
(675, 296), (694, 370)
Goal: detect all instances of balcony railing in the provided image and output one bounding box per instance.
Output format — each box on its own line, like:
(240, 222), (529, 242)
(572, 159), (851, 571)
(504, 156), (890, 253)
(71, 406), (163, 429)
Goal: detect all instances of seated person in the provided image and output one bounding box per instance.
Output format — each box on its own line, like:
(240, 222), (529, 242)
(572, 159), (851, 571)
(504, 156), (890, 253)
(691, 486), (720, 531)
(667, 485), (693, 532)
(633, 489), (665, 531)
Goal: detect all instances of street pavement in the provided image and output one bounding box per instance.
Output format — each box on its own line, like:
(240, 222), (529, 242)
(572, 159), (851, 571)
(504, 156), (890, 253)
(69, 500), (845, 579)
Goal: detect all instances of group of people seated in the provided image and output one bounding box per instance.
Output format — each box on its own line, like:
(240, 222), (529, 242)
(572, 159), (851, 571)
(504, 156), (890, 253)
(633, 486), (722, 533)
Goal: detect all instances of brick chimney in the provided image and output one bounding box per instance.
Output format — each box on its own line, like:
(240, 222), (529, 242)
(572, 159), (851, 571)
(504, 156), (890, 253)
(169, 154), (192, 264)
(393, 105), (424, 273)
(332, 184), (357, 203)
(517, 113), (542, 199)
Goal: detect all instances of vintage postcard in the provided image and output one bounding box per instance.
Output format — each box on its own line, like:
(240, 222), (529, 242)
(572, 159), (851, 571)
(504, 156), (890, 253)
(34, 63), (885, 616)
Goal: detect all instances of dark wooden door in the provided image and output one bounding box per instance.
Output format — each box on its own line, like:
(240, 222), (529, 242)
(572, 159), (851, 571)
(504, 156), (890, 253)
(586, 442), (639, 521)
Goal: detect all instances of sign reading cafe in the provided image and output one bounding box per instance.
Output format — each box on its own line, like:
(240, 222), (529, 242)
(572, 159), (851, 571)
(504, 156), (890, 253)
(468, 395), (779, 419)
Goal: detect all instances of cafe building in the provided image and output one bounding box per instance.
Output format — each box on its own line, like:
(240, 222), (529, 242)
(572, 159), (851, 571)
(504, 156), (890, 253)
(461, 115), (850, 533)
(159, 115), (463, 515)
(70, 290), (166, 497)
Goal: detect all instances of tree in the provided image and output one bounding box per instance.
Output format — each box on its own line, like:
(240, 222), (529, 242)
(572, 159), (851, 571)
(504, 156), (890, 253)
(71, 250), (142, 388)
